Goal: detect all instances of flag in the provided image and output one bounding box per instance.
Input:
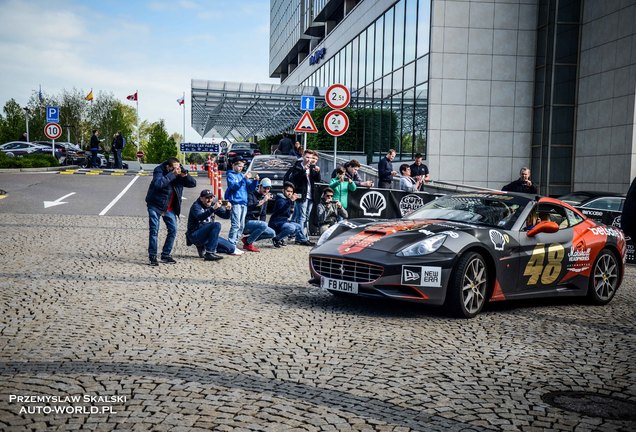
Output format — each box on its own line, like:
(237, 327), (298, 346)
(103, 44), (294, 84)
(85, 89), (94, 102)
(177, 96), (184, 106)
(126, 91), (138, 101)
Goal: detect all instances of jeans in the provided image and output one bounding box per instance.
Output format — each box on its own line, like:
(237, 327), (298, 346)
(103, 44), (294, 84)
(147, 207), (178, 259)
(274, 222), (307, 242)
(228, 204), (247, 245)
(188, 222), (222, 253)
(243, 219), (276, 244)
(114, 149), (123, 169)
(90, 149), (99, 168)
(291, 199), (312, 241)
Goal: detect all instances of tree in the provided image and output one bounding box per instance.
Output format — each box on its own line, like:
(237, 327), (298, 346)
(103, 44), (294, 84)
(0, 99), (26, 143)
(145, 120), (177, 163)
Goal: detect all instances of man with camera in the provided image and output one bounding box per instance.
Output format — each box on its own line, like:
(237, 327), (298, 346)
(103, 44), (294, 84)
(145, 157), (196, 266)
(502, 167), (538, 194)
(186, 189), (242, 261)
(283, 149), (321, 246)
(242, 178), (277, 252)
(316, 187), (348, 234)
(269, 182), (312, 247)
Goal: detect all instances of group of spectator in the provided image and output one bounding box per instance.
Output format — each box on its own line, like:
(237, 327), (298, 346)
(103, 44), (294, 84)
(378, 148), (431, 192)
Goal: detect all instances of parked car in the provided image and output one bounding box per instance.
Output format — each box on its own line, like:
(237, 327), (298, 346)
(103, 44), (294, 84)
(0, 141), (50, 157)
(218, 142), (262, 170)
(309, 192), (626, 318)
(245, 155), (297, 195)
(558, 191), (626, 212)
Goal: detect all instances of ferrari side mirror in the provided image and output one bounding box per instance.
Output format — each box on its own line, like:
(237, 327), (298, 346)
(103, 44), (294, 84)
(527, 221), (559, 237)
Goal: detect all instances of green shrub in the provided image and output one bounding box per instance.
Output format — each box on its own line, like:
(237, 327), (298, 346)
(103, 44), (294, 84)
(0, 153), (60, 168)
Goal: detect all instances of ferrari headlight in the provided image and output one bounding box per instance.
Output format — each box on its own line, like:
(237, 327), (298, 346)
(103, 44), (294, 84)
(316, 222), (341, 246)
(397, 234), (446, 257)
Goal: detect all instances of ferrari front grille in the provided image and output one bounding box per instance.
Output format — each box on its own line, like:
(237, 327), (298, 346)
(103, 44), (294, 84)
(311, 257), (383, 283)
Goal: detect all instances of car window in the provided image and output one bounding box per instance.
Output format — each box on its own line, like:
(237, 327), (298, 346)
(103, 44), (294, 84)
(581, 197), (624, 212)
(537, 203), (570, 229)
(251, 157), (296, 171)
(232, 144), (251, 150)
(565, 208), (584, 226)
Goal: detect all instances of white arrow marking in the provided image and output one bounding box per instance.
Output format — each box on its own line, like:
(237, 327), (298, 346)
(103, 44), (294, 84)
(44, 192), (76, 208)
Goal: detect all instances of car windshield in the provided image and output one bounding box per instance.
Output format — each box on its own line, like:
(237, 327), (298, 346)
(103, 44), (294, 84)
(231, 144), (253, 150)
(406, 194), (530, 228)
(558, 193), (592, 205)
(250, 157), (296, 171)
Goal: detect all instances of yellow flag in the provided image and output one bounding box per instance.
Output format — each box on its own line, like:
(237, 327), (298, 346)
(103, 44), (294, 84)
(85, 89), (94, 101)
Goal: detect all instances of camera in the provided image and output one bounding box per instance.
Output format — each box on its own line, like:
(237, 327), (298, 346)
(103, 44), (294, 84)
(309, 164), (316, 170)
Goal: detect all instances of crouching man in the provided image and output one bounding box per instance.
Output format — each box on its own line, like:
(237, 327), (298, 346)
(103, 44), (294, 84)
(186, 189), (243, 261)
(242, 178), (276, 252)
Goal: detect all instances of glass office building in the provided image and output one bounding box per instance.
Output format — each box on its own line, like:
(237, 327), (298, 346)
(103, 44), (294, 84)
(267, 0), (636, 194)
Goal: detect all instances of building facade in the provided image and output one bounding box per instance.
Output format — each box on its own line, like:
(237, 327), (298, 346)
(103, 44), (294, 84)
(269, 0), (636, 194)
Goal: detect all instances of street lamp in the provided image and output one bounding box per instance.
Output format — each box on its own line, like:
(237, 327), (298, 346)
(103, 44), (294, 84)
(23, 107), (30, 142)
(63, 125), (74, 143)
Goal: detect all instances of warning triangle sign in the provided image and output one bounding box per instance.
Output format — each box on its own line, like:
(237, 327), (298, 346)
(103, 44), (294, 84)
(294, 111), (318, 133)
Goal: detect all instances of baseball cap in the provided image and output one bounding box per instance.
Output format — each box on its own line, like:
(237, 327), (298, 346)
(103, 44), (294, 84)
(259, 178), (272, 188)
(199, 189), (215, 197)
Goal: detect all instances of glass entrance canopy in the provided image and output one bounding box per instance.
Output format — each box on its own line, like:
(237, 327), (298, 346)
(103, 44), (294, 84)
(191, 79), (323, 139)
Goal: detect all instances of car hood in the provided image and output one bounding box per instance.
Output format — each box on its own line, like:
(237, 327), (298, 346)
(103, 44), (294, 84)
(318, 219), (481, 256)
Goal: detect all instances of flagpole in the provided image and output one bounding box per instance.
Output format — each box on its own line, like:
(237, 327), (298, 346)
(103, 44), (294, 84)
(182, 92), (186, 166)
(136, 90), (139, 150)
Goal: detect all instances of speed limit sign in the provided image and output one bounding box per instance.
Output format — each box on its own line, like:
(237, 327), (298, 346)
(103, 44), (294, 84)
(323, 110), (349, 136)
(44, 123), (63, 140)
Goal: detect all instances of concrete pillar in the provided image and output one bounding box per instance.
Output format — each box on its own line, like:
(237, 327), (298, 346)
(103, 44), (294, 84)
(344, 0), (356, 15)
(325, 20), (336, 35)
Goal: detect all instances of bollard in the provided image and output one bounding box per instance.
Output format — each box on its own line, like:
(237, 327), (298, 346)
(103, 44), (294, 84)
(216, 165), (223, 199)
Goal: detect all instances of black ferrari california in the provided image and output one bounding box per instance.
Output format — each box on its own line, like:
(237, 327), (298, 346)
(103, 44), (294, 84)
(308, 193), (626, 318)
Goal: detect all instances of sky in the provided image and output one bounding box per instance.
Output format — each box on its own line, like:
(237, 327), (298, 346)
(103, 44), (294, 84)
(0, 0), (278, 142)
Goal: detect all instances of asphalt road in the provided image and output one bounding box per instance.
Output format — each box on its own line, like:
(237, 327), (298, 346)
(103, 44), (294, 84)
(0, 170), (635, 431)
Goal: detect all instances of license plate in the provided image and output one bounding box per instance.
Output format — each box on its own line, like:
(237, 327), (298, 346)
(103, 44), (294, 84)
(321, 277), (358, 294)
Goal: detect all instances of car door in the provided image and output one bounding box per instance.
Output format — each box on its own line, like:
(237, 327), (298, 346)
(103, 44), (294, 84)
(516, 203), (574, 296)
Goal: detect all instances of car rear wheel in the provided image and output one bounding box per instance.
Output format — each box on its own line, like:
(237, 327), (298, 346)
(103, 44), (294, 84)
(448, 252), (489, 318)
(587, 249), (619, 305)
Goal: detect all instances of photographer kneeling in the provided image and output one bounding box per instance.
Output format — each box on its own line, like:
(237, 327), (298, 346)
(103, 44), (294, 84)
(186, 189), (244, 261)
(316, 187), (348, 235)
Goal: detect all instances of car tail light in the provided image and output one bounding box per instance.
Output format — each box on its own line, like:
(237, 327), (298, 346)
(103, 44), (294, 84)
(228, 151), (237, 157)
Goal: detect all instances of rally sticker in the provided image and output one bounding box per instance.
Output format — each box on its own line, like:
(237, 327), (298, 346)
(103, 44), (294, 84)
(401, 266), (442, 287)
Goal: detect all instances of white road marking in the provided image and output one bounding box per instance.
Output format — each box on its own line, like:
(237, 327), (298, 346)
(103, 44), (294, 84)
(99, 175), (140, 216)
(44, 192), (76, 208)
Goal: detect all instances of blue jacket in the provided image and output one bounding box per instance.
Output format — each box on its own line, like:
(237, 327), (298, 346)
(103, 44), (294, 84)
(268, 193), (293, 230)
(225, 169), (257, 205)
(145, 161), (196, 216)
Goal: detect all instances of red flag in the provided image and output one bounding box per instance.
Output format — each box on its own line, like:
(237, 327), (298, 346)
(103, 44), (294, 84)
(177, 96), (185, 106)
(126, 92), (138, 101)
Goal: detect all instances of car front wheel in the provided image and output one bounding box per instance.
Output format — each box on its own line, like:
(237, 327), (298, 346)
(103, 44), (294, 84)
(588, 249), (620, 305)
(447, 252), (489, 318)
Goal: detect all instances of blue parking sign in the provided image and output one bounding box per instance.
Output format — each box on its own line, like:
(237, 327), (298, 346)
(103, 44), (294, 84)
(300, 96), (315, 111)
(46, 106), (60, 123)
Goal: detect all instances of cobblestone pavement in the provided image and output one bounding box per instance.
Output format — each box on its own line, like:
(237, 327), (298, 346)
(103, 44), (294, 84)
(0, 213), (635, 431)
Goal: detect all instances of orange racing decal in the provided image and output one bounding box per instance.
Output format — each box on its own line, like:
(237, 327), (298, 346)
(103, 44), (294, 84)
(337, 220), (432, 255)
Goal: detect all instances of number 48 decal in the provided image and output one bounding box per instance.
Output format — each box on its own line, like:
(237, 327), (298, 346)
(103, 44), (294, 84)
(523, 243), (565, 285)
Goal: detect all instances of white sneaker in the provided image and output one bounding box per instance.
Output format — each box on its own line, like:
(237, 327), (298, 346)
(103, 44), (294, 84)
(230, 248), (244, 256)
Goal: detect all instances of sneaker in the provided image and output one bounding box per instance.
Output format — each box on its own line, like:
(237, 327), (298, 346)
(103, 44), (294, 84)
(161, 256), (177, 264)
(241, 237), (249, 247)
(295, 240), (315, 247)
(196, 244), (204, 258)
(279, 239), (287, 246)
(230, 248), (245, 256)
(149, 256), (159, 266)
(272, 238), (282, 248)
(204, 252), (223, 261)
(243, 242), (260, 252)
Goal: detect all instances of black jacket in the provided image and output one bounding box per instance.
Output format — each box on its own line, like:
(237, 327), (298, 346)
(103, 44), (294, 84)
(502, 178), (538, 194)
(621, 177), (636, 238)
(284, 161), (321, 201)
(378, 157), (393, 183)
(145, 161), (196, 216)
(277, 137), (293, 155)
(186, 198), (230, 236)
(246, 190), (267, 221)
(90, 133), (100, 151)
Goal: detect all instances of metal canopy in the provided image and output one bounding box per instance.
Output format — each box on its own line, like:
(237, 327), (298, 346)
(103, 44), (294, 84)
(191, 79), (323, 139)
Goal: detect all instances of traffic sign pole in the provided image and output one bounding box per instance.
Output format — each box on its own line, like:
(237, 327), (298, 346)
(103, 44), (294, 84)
(334, 136), (337, 167)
